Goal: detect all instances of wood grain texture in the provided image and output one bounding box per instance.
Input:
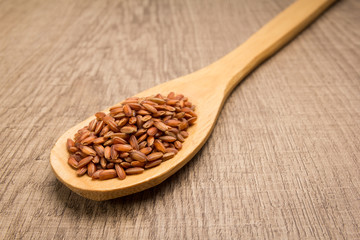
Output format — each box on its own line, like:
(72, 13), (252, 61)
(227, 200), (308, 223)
(50, 0), (336, 201)
(0, 0), (359, 239)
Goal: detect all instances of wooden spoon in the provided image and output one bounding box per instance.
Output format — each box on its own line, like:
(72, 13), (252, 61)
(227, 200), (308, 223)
(50, 0), (335, 201)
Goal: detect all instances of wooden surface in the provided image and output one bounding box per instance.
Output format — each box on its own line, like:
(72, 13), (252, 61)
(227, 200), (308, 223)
(0, 0), (359, 239)
(50, 0), (336, 201)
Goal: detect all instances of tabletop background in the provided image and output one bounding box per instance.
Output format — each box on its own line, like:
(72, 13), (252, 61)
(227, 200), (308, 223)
(0, 0), (359, 239)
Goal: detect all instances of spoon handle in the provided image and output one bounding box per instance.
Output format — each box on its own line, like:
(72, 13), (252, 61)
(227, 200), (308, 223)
(204, 0), (336, 96)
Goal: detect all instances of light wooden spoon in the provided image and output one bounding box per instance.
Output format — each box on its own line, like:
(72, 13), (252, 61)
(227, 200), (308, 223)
(50, 0), (335, 201)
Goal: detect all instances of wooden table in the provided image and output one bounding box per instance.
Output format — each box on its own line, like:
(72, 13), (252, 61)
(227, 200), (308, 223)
(0, 0), (359, 239)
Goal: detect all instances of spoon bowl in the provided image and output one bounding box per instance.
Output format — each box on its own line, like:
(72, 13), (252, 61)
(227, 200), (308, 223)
(50, 73), (223, 201)
(50, 0), (335, 200)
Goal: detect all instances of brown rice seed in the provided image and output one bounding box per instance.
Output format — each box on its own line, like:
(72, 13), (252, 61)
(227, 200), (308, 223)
(155, 105), (167, 111)
(110, 145), (118, 159)
(168, 128), (180, 134)
(75, 151), (87, 158)
(137, 134), (147, 143)
(113, 112), (126, 119)
(163, 116), (172, 122)
(88, 119), (97, 132)
(93, 145), (104, 157)
(93, 137), (106, 145)
(129, 135), (139, 150)
(68, 156), (78, 168)
(120, 162), (131, 169)
(87, 162), (96, 177)
(129, 116), (137, 125)
(78, 131), (90, 143)
(165, 131), (177, 138)
(80, 145), (96, 156)
(153, 111), (165, 117)
(184, 113), (193, 119)
(142, 119), (154, 129)
(129, 150), (147, 162)
(99, 169), (117, 180)
(103, 116), (119, 132)
(66, 139), (76, 152)
(177, 133), (185, 142)
(175, 94), (184, 99)
(81, 136), (96, 145)
(165, 148), (178, 154)
(115, 164), (126, 180)
(120, 152), (129, 158)
(155, 93), (164, 99)
(142, 115), (152, 122)
(137, 110), (150, 115)
(120, 126), (137, 134)
(136, 115), (143, 129)
(178, 121), (188, 131)
(154, 139), (166, 153)
(125, 167), (144, 175)
(110, 133), (129, 139)
(103, 139), (114, 146)
(174, 141), (182, 149)
(147, 127), (158, 136)
(104, 146), (111, 159)
(162, 152), (175, 161)
(112, 137), (127, 144)
(147, 152), (163, 162)
(175, 112), (185, 119)
(154, 132), (163, 138)
(165, 119), (181, 127)
(100, 157), (107, 169)
(142, 103), (158, 114)
(159, 136), (177, 142)
(77, 156), (93, 168)
(134, 128), (147, 137)
(70, 154), (81, 162)
(147, 136), (154, 147)
(180, 131), (189, 138)
(154, 121), (170, 132)
(106, 163), (115, 169)
(109, 107), (123, 115)
(92, 169), (104, 179)
(140, 147), (152, 155)
(128, 103), (142, 110)
(188, 117), (197, 125)
(131, 161), (145, 167)
(123, 104), (132, 117)
(141, 100), (157, 106)
(167, 92), (175, 99)
(69, 146), (78, 153)
(145, 160), (162, 169)
(113, 144), (133, 152)
(165, 105), (176, 112)
(76, 167), (87, 176)
(166, 99), (178, 105)
(124, 157), (133, 163)
(92, 155), (100, 164)
(138, 141), (147, 149)
(95, 112), (106, 120)
(100, 125), (110, 136)
(117, 117), (128, 128)
(108, 158), (122, 163)
(149, 97), (166, 104)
